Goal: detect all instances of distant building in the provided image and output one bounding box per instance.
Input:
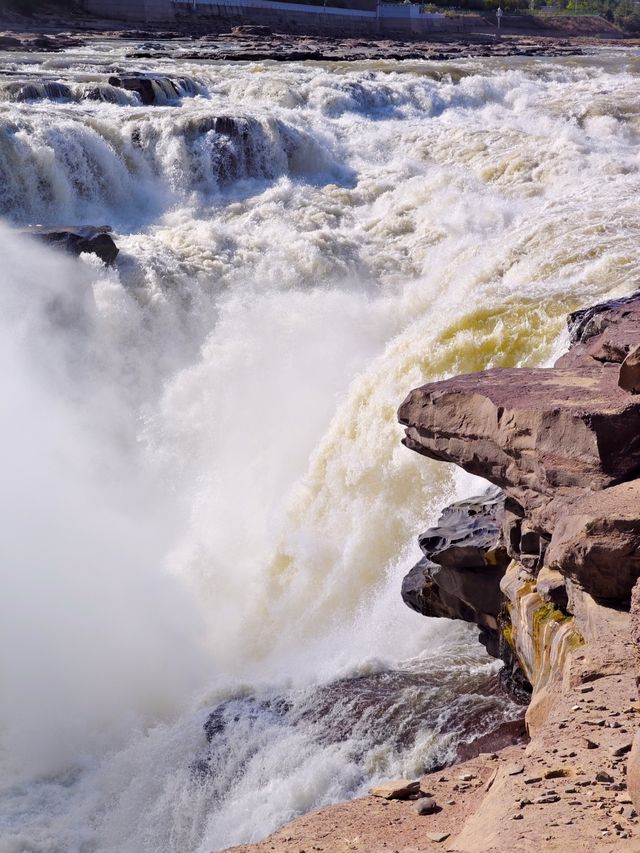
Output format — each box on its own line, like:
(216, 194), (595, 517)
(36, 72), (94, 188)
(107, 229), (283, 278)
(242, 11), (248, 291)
(274, 0), (378, 9)
(81, 0), (453, 34)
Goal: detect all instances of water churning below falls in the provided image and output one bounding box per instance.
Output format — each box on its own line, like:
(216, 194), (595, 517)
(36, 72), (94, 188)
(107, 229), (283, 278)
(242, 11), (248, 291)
(1, 40), (640, 853)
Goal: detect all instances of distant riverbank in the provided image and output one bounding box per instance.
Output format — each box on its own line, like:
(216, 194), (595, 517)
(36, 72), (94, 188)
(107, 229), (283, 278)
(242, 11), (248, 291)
(0, 25), (637, 63)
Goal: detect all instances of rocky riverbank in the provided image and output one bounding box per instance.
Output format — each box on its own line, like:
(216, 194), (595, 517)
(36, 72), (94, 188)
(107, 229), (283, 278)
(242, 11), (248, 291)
(225, 294), (640, 851)
(0, 25), (635, 64)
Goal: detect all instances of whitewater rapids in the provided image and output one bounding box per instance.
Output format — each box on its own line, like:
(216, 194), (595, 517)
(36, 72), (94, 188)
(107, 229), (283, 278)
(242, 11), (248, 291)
(1, 42), (640, 853)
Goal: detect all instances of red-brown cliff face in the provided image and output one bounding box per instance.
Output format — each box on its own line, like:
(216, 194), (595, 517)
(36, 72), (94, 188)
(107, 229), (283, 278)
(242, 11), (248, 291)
(397, 293), (640, 845)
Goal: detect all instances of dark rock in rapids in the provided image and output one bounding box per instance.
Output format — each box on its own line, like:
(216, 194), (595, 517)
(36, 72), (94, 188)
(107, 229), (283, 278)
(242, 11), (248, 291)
(82, 84), (127, 104)
(402, 487), (511, 660)
(23, 35), (59, 51)
(231, 25), (273, 36)
(21, 225), (119, 265)
(108, 74), (179, 105)
(2, 81), (72, 101)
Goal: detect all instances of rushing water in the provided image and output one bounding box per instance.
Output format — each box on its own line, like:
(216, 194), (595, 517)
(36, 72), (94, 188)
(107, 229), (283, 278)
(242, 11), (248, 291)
(1, 40), (640, 853)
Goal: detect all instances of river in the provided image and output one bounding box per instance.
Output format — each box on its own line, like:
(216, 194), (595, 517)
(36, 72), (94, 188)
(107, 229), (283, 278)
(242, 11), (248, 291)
(1, 42), (639, 853)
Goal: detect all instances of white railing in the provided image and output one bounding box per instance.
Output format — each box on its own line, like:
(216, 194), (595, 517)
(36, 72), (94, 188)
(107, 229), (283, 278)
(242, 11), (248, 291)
(174, 0), (445, 19)
(175, 0), (377, 17)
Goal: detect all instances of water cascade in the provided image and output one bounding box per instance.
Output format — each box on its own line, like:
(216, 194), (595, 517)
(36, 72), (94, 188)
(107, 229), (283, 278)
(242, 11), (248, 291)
(1, 44), (640, 853)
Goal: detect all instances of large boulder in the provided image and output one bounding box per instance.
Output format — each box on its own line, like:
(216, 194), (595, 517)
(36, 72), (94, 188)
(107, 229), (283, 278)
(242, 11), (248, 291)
(108, 74), (197, 105)
(619, 344), (640, 394)
(546, 480), (640, 604)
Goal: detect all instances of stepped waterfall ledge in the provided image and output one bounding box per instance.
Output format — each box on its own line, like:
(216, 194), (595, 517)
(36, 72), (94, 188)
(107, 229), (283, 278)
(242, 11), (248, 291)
(2, 29), (640, 853)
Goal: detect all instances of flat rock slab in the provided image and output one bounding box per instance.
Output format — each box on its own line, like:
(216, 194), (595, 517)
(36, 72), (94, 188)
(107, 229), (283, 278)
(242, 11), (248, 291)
(369, 779), (419, 799)
(398, 365), (640, 503)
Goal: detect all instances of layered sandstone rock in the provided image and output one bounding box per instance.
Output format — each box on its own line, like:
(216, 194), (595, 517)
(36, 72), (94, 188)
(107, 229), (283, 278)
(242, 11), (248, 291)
(224, 295), (640, 853)
(619, 344), (640, 394)
(546, 480), (640, 604)
(396, 294), (640, 847)
(398, 364), (640, 503)
(403, 487), (509, 656)
(398, 353), (640, 605)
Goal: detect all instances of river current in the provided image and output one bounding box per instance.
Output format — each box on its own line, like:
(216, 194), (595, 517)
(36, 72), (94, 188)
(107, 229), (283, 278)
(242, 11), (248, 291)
(1, 41), (639, 853)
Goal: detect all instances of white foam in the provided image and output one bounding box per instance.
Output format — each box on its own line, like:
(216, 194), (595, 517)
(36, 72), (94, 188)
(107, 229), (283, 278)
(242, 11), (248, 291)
(1, 50), (640, 852)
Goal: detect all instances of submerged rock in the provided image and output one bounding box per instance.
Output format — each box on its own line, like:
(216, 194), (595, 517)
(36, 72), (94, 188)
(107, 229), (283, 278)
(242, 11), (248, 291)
(108, 74), (178, 104)
(2, 80), (72, 101)
(108, 74), (198, 105)
(20, 226), (119, 265)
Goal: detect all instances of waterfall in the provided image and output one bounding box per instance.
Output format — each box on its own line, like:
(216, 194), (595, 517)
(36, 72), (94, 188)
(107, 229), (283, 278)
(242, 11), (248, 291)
(1, 45), (640, 853)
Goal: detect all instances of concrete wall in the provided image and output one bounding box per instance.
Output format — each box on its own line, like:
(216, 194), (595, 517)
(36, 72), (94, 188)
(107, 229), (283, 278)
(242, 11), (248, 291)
(172, 0), (455, 34)
(83, 0), (176, 22)
(80, 0), (621, 38)
(274, 0), (378, 11)
(81, 0), (455, 32)
(178, 0), (376, 19)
